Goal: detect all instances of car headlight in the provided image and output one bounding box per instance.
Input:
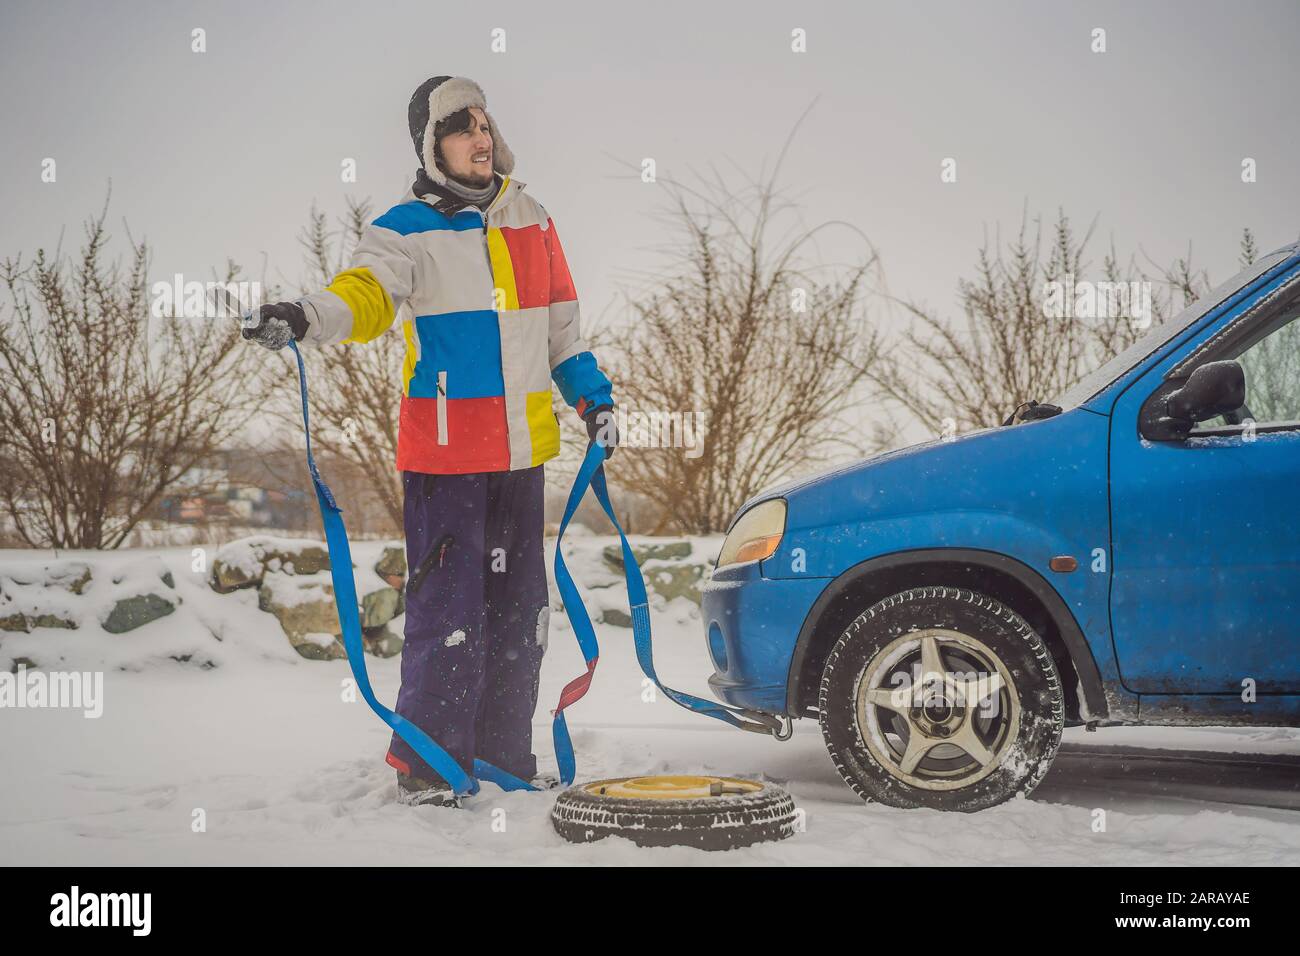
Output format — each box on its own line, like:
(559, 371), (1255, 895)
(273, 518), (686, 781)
(716, 499), (787, 569)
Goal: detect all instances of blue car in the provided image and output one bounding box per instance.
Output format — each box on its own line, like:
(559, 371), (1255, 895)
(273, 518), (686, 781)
(702, 239), (1300, 811)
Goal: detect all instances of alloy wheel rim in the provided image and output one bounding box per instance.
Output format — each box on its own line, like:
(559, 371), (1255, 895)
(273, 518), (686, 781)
(854, 628), (1021, 791)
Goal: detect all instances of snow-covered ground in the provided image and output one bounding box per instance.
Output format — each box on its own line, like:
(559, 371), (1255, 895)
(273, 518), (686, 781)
(1, 540), (1298, 866)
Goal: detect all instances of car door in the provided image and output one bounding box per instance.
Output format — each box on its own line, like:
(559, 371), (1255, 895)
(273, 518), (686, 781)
(1108, 261), (1300, 694)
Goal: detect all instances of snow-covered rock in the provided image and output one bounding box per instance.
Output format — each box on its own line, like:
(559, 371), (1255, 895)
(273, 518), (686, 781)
(597, 540), (711, 605)
(361, 585), (402, 629)
(602, 608), (633, 627)
(601, 540), (693, 569)
(102, 592), (176, 634)
(0, 558), (89, 632)
(0, 609), (78, 632)
(362, 623), (403, 658)
(0, 554), (183, 636)
(205, 536), (404, 656)
(209, 535), (332, 593)
(96, 557), (180, 634)
(374, 546), (406, 587)
(2, 559), (94, 594)
(642, 560), (711, 604)
(257, 570), (345, 660)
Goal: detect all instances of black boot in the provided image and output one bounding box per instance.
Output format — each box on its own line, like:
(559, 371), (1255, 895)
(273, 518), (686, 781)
(395, 771), (461, 808)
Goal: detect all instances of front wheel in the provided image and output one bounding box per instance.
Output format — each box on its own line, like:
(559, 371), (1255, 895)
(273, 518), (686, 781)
(819, 586), (1063, 812)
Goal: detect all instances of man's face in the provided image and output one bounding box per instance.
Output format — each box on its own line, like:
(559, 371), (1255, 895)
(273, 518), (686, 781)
(438, 106), (494, 187)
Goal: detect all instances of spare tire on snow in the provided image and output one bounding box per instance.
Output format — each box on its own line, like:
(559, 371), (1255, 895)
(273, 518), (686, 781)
(551, 775), (797, 850)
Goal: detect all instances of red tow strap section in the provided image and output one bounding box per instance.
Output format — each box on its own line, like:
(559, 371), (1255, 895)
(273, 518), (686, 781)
(553, 657), (598, 715)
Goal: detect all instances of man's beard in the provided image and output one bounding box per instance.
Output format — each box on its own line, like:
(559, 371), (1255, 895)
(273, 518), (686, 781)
(448, 163), (493, 187)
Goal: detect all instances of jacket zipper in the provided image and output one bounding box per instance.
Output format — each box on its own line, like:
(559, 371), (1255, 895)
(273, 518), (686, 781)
(478, 208), (497, 309)
(423, 198), (498, 454)
(408, 532), (455, 598)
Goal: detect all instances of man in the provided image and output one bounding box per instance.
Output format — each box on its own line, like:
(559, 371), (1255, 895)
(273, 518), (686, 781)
(243, 75), (617, 807)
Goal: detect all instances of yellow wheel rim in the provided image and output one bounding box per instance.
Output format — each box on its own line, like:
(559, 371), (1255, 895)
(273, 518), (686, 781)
(582, 775), (763, 800)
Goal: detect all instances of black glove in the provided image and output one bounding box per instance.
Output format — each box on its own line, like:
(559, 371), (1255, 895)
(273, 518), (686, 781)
(242, 301), (309, 351)
(583, 403), (617, 460)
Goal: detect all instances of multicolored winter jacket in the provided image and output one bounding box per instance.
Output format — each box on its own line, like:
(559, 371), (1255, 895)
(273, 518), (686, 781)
(297, 175), (613, 475)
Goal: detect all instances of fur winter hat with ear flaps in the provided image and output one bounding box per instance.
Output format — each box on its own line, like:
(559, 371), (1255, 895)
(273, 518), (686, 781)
(408, 75), (515, 187)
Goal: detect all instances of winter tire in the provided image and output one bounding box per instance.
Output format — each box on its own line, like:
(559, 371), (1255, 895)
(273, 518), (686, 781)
(819, 586), (1064, 812)
(551, 775), (797, 850)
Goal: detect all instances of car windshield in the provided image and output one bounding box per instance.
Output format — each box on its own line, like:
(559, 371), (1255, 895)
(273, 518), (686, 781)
(1050, 251), (1292, 410)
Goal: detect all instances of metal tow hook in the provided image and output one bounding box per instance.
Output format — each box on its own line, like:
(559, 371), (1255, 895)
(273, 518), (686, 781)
(771, 715), (794, 741)
(735, 709), (795, 740)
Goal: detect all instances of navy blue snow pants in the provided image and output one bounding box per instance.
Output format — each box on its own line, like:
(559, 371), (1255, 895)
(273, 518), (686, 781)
(386, 465), (549, 786)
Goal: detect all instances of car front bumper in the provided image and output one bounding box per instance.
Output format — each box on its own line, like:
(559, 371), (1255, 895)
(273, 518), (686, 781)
(701, 561), (829, 715)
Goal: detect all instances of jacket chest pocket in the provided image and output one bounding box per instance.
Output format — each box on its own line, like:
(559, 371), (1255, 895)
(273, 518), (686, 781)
(436, 370), (448, 445)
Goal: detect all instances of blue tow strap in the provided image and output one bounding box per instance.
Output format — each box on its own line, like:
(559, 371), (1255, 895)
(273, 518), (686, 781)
(287, 340), (771, 798)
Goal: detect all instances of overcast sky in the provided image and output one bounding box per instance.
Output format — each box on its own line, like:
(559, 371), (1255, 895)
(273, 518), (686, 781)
(2, 0), (1297, 346)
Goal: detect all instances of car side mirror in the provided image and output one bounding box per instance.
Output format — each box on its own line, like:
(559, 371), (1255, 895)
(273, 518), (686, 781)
(1167, 360), (1245, 422)
(1155, 360), (1245, 438)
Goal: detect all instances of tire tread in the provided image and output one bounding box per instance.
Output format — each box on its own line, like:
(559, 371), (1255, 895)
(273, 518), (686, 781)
(818, 586), (1064, 810)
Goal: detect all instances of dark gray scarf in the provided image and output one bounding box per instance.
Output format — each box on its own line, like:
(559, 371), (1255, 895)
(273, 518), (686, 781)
(414, 167), (501, 213)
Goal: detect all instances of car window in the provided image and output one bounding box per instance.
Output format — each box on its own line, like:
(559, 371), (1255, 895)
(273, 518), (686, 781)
(1194, 300), (1300, 430)
(1239, 311), (1300, 424)
(1050, 250), (1291, 411)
